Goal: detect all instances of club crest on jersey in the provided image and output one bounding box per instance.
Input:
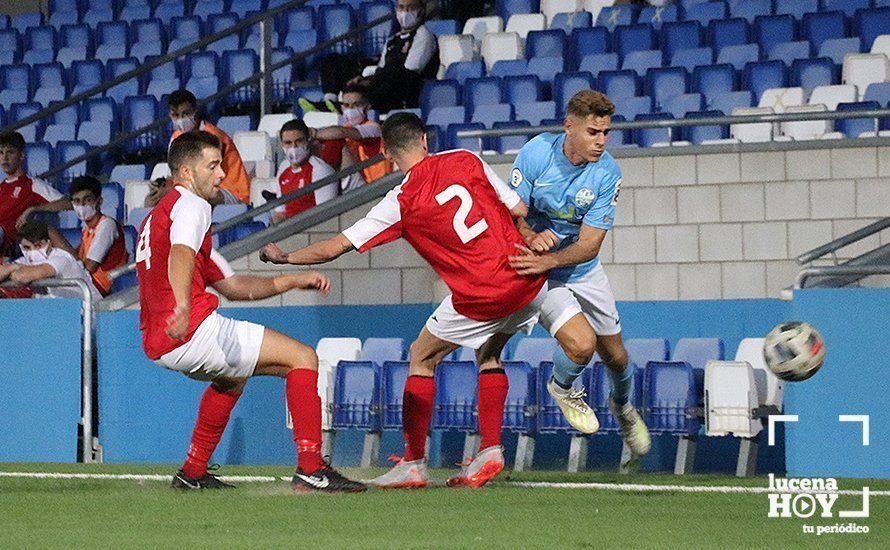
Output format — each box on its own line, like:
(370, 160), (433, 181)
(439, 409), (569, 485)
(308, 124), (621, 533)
(575, 188), (595, 208)
(511, 168), (523, 187)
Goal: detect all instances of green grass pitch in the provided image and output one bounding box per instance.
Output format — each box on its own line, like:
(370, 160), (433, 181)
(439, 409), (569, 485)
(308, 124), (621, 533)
(1, 463), (886, 548)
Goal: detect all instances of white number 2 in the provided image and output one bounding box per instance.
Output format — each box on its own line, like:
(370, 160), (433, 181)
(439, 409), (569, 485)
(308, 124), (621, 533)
(135, 215), (152, 269)
(435, 184), (489, 244)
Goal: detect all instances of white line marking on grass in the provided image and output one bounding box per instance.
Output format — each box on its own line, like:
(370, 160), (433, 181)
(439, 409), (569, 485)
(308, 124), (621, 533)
(0, 472), (279, 482)
(507, 481), (890, 496)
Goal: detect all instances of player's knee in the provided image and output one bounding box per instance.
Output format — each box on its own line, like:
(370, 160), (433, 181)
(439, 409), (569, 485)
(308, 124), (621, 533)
(285, 342), (318, 372)
(564, 332), (597, 365)
(602, 346), (629, 372)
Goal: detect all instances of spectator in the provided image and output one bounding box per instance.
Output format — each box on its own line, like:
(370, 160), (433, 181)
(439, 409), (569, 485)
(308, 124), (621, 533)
(67, 176), (129, 296)
(272, 120), (338, 224)
(307, 0), (438, 113)
(165, 89), (250, 205)
(310, 86), (394, 191)
(0, 132), (70, 258)
(0, 219), (100, 303)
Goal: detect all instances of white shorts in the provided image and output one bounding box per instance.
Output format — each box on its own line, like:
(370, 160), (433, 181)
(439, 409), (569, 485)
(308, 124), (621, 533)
(155, 311), (265, 381)
(538, 263), (622, 337)
(426, 284), (549, 349)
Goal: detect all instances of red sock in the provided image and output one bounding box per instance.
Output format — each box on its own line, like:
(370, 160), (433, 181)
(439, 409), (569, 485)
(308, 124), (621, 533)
(181, 384), (241, 478)
(285, 369), (325, 473)
(403, 375), (435, 461)
(477, 370), (509, 450)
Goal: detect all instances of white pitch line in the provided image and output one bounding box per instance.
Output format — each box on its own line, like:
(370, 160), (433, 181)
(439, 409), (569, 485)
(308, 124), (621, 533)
(507, 481), (890, 496)
(0, 472), (279, 482)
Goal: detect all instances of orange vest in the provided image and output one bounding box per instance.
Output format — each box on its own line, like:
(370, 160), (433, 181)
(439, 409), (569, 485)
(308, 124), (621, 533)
(170, 121), (250, 203)
(80, 215), (129, 296)
(345, 121), (394, 184)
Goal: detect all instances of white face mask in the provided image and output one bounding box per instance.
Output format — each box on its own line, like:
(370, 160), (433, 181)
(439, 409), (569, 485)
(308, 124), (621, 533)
(397, 9), (418, 29)
(73, 203), (97, 222)
(21, 244), (49, 265)
(341, 107), (366, 127)
(172, 116), (196, 133)
(285, 145), (310, 166)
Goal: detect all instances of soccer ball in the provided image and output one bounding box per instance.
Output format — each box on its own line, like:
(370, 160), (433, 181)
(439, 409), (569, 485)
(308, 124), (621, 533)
(762, 321), (826, 382)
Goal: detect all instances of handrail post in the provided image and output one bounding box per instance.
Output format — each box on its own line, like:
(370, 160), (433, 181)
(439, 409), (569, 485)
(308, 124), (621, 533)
(27, 278), (96, 463)
(260, 15), (274, 118)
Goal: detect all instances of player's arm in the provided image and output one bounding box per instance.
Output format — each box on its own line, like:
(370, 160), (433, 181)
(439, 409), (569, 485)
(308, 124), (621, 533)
(0, 263), (21, 282)
(16, 183), (71, 228)
(212, 272), (330, 300)
(261, 234), (355, 265)
(510, 223), (606, 275)
(166, 244), (196, 339)
(312, 126), (364, 141)
(47, 226), (80, 259)
(9, 262), (56, 284)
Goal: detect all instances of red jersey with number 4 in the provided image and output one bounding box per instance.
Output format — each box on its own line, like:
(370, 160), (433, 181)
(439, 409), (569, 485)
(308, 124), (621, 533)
(342, 150), (545, 321)
(136, 186), (230, 359)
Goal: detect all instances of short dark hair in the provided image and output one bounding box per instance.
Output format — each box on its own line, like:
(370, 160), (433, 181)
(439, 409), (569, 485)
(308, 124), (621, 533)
(168, 89), (198, 109)
(68, 175), (102, 198)
(382, 112), (426, 154)
(279, 119), (310, 140)
(168, 131), (220, 174)
(18, 219), (49, 244)
(341, 84), (369, 102)
(0, 131), (26, 152)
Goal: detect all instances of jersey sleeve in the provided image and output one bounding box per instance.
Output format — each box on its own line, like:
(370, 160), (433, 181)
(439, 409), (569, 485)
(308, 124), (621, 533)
(355, 122), (382, 140)
(31, 178), (63, 202)
(404, 25), (437, 73)
(275, 173), (287, 214)
(84, 217), (116, 264)
(169, 191), (212, 254)
(206, 248), (235, 285)
(341, 184), (403, 252)
(582, 166), (622, 231)
(476, 153), (521, 210)
(511, 138), (546, 205)
(310, 157), (338, 204)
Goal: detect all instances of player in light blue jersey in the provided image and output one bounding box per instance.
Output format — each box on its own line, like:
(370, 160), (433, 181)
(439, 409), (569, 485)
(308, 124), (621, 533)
(509, 90), (650, 459)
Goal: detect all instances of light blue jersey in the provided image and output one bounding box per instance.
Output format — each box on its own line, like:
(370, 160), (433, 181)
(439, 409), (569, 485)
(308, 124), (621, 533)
(511, 132), (622, 283)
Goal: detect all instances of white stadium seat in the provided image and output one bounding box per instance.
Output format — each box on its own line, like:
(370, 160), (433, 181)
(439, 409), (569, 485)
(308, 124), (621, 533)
(123, 179), (151, 216)
(734, 338), (784, 412)
(149, 162), (170, 181)
(808, 84), (857, 110)
(505, 13), (546, 40)
(481, 32), (523, 72)
(869, 34), (890, 57)
(541, 0), (583, 24)
(842, 53), (890, 100)
(300, 111), (339, 129)
(233, 131), (272, 163)
(731, 106), (773, 143)
(316, 338), (362, 434)
(257, 113), (295, 140)
(583, 0), (613, 20)
(758, 87), (805, 113)
(437, 34), (477, 73)
(781, 104), (831, 141)
(705, 361), (762, 438)
(249, 177), (278, 208)
(462, 16), (503, 45)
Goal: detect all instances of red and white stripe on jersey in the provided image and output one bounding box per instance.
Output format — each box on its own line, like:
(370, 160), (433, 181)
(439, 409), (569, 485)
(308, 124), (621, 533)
(206, 248), (235, 285)
(342, 149), (544, 321)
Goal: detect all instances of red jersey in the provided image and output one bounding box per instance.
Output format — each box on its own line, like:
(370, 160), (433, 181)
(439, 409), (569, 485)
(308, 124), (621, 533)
(277, 155), (336, 219)
(342, 150), (545, 321)
(136, 186), (232, 359)
(0, 174), (63, 255)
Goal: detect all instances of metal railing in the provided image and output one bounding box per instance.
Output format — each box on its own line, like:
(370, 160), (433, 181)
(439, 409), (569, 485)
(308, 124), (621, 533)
(0, 0), (396, 181)
(797, 218), (890, 265)
(793, 217), (890, 290)
(22, 278), (97, 463)
(796, 265), (890, 289)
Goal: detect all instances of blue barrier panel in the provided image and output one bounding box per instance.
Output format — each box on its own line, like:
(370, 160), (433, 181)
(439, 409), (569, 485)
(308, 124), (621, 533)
(787, 288), (890, 479)
(0, 299), (83, 462)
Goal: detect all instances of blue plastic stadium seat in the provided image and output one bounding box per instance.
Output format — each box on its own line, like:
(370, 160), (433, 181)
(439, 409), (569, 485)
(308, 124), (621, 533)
(710, 90), (753, 114)
(672, 47), (713, 72)
(444, 60), (485, 85)
(662, 21), (703, 62)
(167, 16), (202, 52)
(647, 66), (689, 110)
(1, 63), (33, 99)
(127, 207), (152, 230)
(24, 25), (57, 56)
(597, 6), (635, 31)
(49, 102), (79, 126)
(774, 0), (817, 20)
(154, 1), (186, 24)
(836, 101), (881, 138)
(218, 221), (266, 247)
(278, 6), (315, 35)
(569, 27), (610, 69)
(709, 17), (750, 54)
(122, 95), (161, 158)
(614, 24), (656, 59)
(590, 362), (643, 434)
(515, 100), (556, 125)
(82, 97), (118, 129)
(663, 92), (703, 118)
(717, 43), (759, 71)
(554, 71), (595, 115)
(361, 337), (407, 365)
(77, 121), (111, 148)
(25, 143), (53, 178)
(420, 79), (461, 117)
(359, 1), (394, 58)
(638, 4), (677, 30)
(56, 140), (91, 185)
(110, 164), (147, 182)
(193, 0), (226, 20)
(105, 58), (140, 106)
(222, 50), (260, 110)
(823, 0), (870, 18)
(512, 337), (558, 368)
(60, 23), (91, 51)
(864, 82), (890, 107)
(503, 74), (543, 104)
(753, 14), (797, 59)
(684, 1), (727, 26)
(624, 338), (669, 368)
(729, 0), (772, 24)
(671, 337), (724, 403)
(538, 361), (591, 433)
(110, 270), (138, 293)
(498, 0), (540, 21)
(318, 4), (356, 55)
(551, 10), (592, 33)
(526, 56), (566, 87)
(769, 41), (812, 66)
(818, 37), (860, 65)
(684, 110), (729, 143)
(380, 361), (410, 430)
(0, 29), (20, 65)
(743, 60), (788, 103)
(433, 361), (477, 432)
(614, 95), (652, 120)
(211, 204), (249, 225)
(622, 49), (663, 77)
(802, 11), (848, 51)
(526, 29), (567, 59)
(120, 2), (151, 21)
(791, 57), (835, 93)
(424, 19), (460, 38)
(599, 70), (641, 100)
(643, 361), (700, 435)
(489, 59), (528, 78)
(12, 11), (43, 29)
(471, 103), (514, 128)
(854, 7), (890, 52)
(607, 114), (630, 147)
(464, 77), (502, 113)
(216, 115), (253, 137)
(635, 112), (675, 147)
(502, 361), (538, 434)
(332, 361), (381, 431)
(492, 120), (532, 154)
(100, 182), (125, 220)
(59, 227), (82, 251)
(448, 122), (484, 151)
(578, 52), (620, 75)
